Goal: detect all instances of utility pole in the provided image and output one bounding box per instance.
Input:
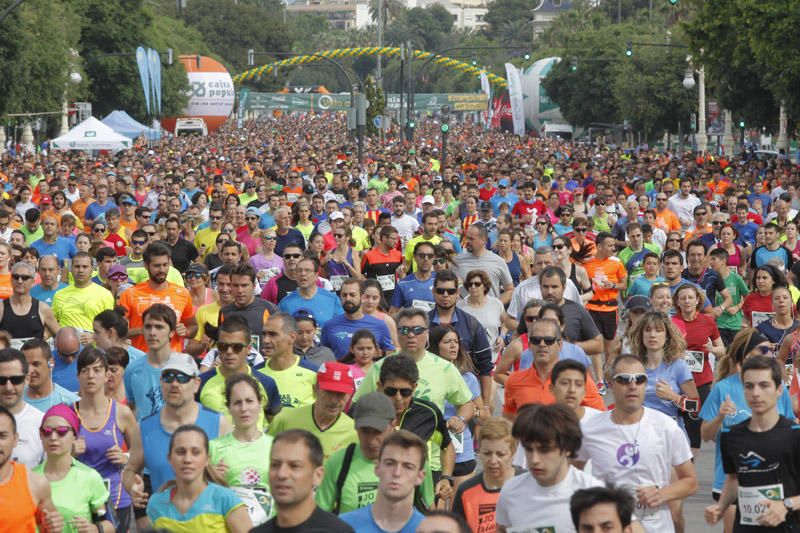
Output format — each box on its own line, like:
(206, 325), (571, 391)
(377, 0), (383, 89)
(406, 41), (414, 142)
(399, 44), (405, 142)
(356, 85), (366, 165)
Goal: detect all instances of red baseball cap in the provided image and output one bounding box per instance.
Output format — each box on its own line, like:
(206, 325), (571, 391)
(316, 361), (355, 394)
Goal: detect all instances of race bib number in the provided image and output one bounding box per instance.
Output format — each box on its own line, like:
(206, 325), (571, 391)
(10, 337), (34, 351)
(684, 350), (704, 373)
(450, 430), (464, 454)
(250, 335), (261, 353)
(738, 483), (783, 526)
(286, 192), (300, 204)
(353, 376), (364, 391)
(256, 267), (281, 285)
(623, 484), (657, 521)
(330, 275), (348, 291)
(232, 486), (273, 527)
(377, 274), (396, 291)
(751, 311), (774, 328)
(412, 299), (436, 312)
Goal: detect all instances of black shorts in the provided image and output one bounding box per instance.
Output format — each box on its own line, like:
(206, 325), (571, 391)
(588, 308), (618, 341)
(133, 474), (152, 520)
(453, 459), (477, 477)
(682, 382), (711, 449)
(112, 506), (132, 533)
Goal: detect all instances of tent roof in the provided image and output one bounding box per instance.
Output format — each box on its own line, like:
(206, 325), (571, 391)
(51, 117), (132, 152)
(102, 111), (159, 141)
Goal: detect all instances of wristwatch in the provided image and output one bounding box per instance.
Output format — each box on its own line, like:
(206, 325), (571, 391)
(784, 497), (795, 511)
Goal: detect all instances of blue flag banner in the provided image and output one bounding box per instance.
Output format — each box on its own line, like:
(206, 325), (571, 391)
(148, 48), (162, 116)
(135, 47), (151, 115)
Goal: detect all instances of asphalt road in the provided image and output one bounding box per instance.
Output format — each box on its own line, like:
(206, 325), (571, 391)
(684, 444), (722, 532)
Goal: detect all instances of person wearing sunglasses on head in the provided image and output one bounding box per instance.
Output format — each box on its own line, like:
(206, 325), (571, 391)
(575, 355), (698, 533)
(123, 352), (231, 517)
(35, 404), (115, 533)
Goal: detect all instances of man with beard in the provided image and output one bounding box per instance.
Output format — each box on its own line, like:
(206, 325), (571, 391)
(119, 243), (195, 353)
(320, 279), (395, 360)
(452, 225), (514, 305)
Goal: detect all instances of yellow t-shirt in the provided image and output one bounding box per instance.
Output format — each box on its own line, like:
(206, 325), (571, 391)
(194, 228), (221, 260)
(259, 356), (317, 409)
(52, 283), (115, 331)
(267, 403), (356, 461)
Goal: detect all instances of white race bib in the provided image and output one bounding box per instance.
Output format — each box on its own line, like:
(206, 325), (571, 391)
(412, 299), (435, 312)
(738, 483), (783, 526)
(330, 275), (348, 291)
(684, 350), (705, 373)
(751, 311), (775, 328)
(232, 486), (273, 527)
(377, 274), (396, 291)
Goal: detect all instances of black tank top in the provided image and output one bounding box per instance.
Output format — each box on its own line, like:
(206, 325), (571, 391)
(0, 298), (44, 339)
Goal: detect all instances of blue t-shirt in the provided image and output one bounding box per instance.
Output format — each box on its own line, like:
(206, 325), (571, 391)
(141, 405), (221, 492)
(490, 193), (518, 215)
(30, 282), (67, 306)
(699, 373), (795, 491)
(124, 356), (164, 421)
(30, 237), (77, 266)
(147, 482), (244, 531)
(341, 503), (425, 533)
(278, 288), (344, 328)
(391, 274), (435, 309)
(627, 276), (665, 299)
(84, 200), (118, 222)
(643, 359), (693, 418)
(52, 353), (79, 393)
(127, 346), (147, 363)
(445, 371), (480, 464)
(320, 314), (395, 360)
(23, 383), (79, 412)
(752, 245), (792, 269)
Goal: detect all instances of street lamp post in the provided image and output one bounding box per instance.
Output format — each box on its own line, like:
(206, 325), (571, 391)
(682, 59), (708, 154)
(60, 49), (82, 136)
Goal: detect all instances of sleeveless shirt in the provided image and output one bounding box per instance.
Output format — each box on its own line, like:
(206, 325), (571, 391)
(0, 462), (37, 532)
(0, 298), (44, 339)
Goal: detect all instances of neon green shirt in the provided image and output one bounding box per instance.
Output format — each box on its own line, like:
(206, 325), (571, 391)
(52, 283), (115, 331)
(199, 366), (273, 430)
(34, 458), (109, 533)
(316, 443), (434, 514)
(259, 356), (317, 409)
(403, 234), (442, 271)
(352, 226), (370, 251)
(353, 351), (473, 414)
(267, 403), (357, 460)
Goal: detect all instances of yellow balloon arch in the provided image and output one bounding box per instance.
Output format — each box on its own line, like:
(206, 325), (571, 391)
(233, 46), (508, 88)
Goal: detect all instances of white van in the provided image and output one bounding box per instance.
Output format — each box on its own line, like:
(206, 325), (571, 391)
(175, 118), (208, 137)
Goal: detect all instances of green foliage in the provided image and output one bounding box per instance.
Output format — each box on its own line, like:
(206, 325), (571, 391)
(483, 0), (534, 34)
(365, 75), (386, 136)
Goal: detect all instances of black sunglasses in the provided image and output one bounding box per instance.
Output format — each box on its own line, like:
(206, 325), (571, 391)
(383, 386), (414, 398)
(435, 287), (458, 295)
(530, 336), (558, 346)
(217, 342), (247, 353)
(0, 374), (25, 386)
(283, 253), (302, 259)
(398, 326), (427, 336)
(161, 371), (193, 384)
(11, 274), (32, 282)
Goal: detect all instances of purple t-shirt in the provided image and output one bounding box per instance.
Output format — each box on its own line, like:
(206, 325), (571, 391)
(250, 253), (284, 286)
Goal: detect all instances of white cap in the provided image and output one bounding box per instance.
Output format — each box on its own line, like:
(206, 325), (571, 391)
(421, 195), (435, 205)
(329, 211), (345, 221)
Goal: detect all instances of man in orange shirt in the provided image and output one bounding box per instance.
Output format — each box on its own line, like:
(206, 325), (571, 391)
(119, 242), (195, 352)
(582, 232), (627, 392)
(503, 318), (605, 419)
(69, 182), (94, 225)
(654, 192), (681, 233)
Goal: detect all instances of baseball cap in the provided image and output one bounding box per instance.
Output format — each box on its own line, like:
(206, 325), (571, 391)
(186, 263), (209, 276)
(162, 353), (199, 377)
(107, 265), (128, 280)
(625, 295), (652, 314)
(119, 194), (137, 206)
(316, 361), (355, 394)
(480, 201), (492, 211)
(352, 392), (395, 431)
(329, 211), (345, 221)
(433, 175), (443, 182)
(39, 195), (52, 205)
(245, 206), (261, 217)
(421, 195), (435, 205)
(498, 179), (509, 187)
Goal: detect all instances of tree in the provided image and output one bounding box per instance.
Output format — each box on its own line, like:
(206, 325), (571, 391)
(365, 75), (386, 136)
(483, 0), (534, 35)
(497, 19), (532, 48)
(368, 0), (406, 25)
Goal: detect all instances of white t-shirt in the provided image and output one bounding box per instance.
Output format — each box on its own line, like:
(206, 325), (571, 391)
(390, 214), (420, 244)
(508, 276), (582, 319)
(666, 194), (701, 228)
(513, 407), (602, 468)
(13, 403), (44, 468)
(576, 408), (693, 533)
(495, 466), (604, 532)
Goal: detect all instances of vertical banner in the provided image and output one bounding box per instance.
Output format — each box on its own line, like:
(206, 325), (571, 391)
(148, 48), (162, 116)
(480, 71), (492, 130)
(504, 63), (525, 136)
(135, 47), (151, 116)
(237, 88), (250, 129)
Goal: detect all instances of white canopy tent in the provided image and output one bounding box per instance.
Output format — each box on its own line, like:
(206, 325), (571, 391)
(51, 117), (133, 152)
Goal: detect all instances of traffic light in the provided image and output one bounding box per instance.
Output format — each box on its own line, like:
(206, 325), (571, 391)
(570, 56), (578, 71)
(524, 53), (531, 60)
(739, 120), (745, 128)
(409, 120), (416, 129)
(441, 123), (449, 133)
(626, 40), (633, 57)
(669, 0), (678, 4)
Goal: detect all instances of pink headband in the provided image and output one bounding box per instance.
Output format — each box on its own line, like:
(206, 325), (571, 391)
(42, 404), (80, 435)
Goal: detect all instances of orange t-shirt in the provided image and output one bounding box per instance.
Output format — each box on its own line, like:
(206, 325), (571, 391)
(452, 473), (502, 533)
(655, 208), (681, 233)
(503, 364), (605, 415)
(71, 199), (91, 225)
(0, 462), (37, 532)
(583, 256), (627, 311)
(0, 273), (12, 299)
(118, 281), (193, 352)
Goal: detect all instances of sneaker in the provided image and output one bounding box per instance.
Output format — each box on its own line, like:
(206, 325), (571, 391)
(597, 379), (607, 396)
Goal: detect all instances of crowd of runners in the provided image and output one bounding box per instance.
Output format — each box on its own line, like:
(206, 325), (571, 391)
(0, 113), (799, 533)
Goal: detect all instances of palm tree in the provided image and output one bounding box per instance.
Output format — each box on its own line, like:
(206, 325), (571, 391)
(498, 19), (531, 48)
(368, 0), (406, 25)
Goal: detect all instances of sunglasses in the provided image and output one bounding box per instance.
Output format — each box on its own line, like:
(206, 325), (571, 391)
(210, 215), (222, 220)
(656, 198), (667, 201)
(525, 315), (538, 323)
(109, 274), (128, 282)
(574, 227), (588, 233)
(283, 253), (302, 259)
(217, 342), (247, 353)
(263, 236), (276, 241)
(398, 325), (427, 336)
(712, 221), (725, 226)
(415, 253), (434, 260)
(40, 426), (73, 438)
(0, 374), (25, 386)
(753, 345), (774, 357)
(433, 258), (447, 265)
(334, 233), (346, 238)
(553, 244), (566, 250)
(612, 373), (648, 385)
(535, 221), (547, 226)
(530, 336), (558, 346)
(695, 212), (707, 217)
(161, 371), (193, 384)
(11, 274), (32, 282)
(384, 386), (414, 398)
(93, 227), (106, 233)
(185, 272), (205, 279)
(246, 216), (259, 221)
(435, 287), (458, 295)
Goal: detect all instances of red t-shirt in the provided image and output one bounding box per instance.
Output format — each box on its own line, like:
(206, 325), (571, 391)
(671, 313), (720, 386)
(742, 291), (774, 327)
(511, 200), (547, 221)
(479, 186), (497, 202)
